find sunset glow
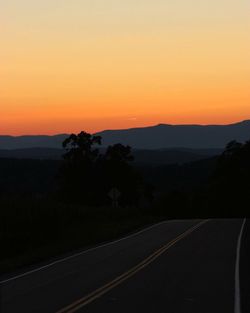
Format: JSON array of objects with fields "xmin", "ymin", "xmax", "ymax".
[{"xmin": 1, "ymin": 0, "xmax": 249, "ymax": 135}]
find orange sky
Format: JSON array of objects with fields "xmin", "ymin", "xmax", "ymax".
[{"xmin": 0, "ymin": 0, "xmax": 249, "ymax": 135}]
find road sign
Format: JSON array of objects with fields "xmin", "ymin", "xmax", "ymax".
[{"xmin": 108, "ymin": 188, "xmax": 121, "ymax": 208}]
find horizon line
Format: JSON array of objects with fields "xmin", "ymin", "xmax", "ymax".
[{"xmin": 1, "ymin": 119, "xmax": 250, "ymax": 137}]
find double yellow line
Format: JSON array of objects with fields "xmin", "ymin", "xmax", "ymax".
[{"xmin": 57, "ymin": 220, "xmax": 209, "ymax": 313}]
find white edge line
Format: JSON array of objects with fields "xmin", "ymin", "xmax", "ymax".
[
  {"xmin": 235, "ymin": 218, "xmax": 246, "ymax": 313},
  {"xmin": 0, "ymin": 219, "xmax": 195, "ymax": 285}
]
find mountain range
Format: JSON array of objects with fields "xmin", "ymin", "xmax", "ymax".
[
  {"xmin": 1, "ymin": 120, "xmax": 250, "ymax": 150},
  {"xmin": 97, "ymin": 120, "xmax": 250, "ymax": 149}
]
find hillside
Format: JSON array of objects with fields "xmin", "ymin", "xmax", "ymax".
[
  {"xmin": 1, "ymin": 120, "xmax": 250, "ymax": 150},
  {"xmin": 0, "ymin": 148, "xmax": 221, "ymax": 165},
  {"xmin": 97, "ymin": 120, "xmax": 250, "ymax": 149}
]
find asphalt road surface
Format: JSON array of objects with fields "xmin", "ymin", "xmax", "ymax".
[{"xmin": 0, "ymin": 219, "xmax": 247, "ymax": 313}]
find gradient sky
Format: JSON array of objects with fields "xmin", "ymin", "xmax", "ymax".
[{"xmin": 0, "ymin": 0, "xmax": 249, "ymax": 135}]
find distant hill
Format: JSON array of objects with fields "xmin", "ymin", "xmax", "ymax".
[
  {"xmin": 0, "ymin": 148, "xmax": 64, "ymax": 160},
  {"xmin": 97, "ymin": 120, "xmax": 250, "ymax": 149},
  {"xmin": 0, "ymin": 134, "xmax": 67, "ymax": 150},
  {"xmin": 0, "ymin": 147, "xmax": 221, "ymax": 165},
  {"xmin": 132, "ymin": 148, "xmax": 221, "ymax": 165},
  {"xmin": 1, "ymin": 120, "xmax": 250, "ymax": 150}
]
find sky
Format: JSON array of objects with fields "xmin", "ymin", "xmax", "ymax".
[{"xmin": 0, "ymin": 0, "xmax": 249, "ymax": 135}]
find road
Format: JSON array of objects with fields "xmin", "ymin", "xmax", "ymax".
[{"xmin": 0, "ymin": 219, "xmax": 247, "ymax": 313}]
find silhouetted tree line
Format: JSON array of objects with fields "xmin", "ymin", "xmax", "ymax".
[
  {"xmin": 59, "ymin": 132, "xmax": 250, "ymax": 217},
  {"xmin": 1, "ymin": 136, "xmax": 249, "ymax": 218},
  {"xmin": 156, "ymin": 139, "xmax": 250, "ymax": 218},
  {"xmin": 1, "ymin": 137, "xmax": 250, "ymax": 273},
  {"xmin": 207, "ymin": 140, "xmax": 250, "ymax": 216},
  {"xmin": 59, "ymin": 131, "xmax": 149, "ymax": 206}
]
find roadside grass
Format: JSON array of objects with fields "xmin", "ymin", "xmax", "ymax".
[{"xmin": 0, "ymin": 197, "xmax": 165, "ymax": 276}]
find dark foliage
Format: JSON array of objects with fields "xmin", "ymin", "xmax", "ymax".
[
  {"xmin": 0, "ymin": 158, "xmax": 60, "ymax": 196},
  {"xmin": 207, "ymin": 140, "xmax": 250, "ymax": 216},
  {"xmin": 59, "ymin": 132, "xmax": 144, "ymax": 205},
  {"xmin": 97, "ymin": 144, "xmax": 143, "ymax": 205},
  {"xmin": 153, "ymin": 140, "xmax": 250, "ymax": 218},
  {"xmin": 1, "ymin": 137, "xmax": 250, "ymax": 275},
  {"xmin": 59, "ymin": 132, "xmax": 102, "ymax": 204}
]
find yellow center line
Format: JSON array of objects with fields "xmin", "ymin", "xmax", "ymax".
[{"xmin": 57, "ymin": 220, "xmax": 209, "ymax": 313}]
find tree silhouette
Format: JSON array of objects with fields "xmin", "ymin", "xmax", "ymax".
[
  {"xmin": 59, "ymin": 132, "xmax": 144, "ymax": 206},
  {"xmin": 62, "ymin": 131, "xmax": 101, "ymax": 162},
  {"xmin": 105, "ymin": 144, "xmax": 134, "ymax": 163},
  {"xmin": 59, "ymin": 132, "xmax": 102, "ymax": 204},
  {"xmin": 100, "ymin": 144, "xmax": 142, "ymax": 205},
  {"xmin": 222, "ymin": 140, "xmax": 243, "ymax": 157},
  {"xmin": 209, "ymin": 139, "xmax": 250, "ymax": 216}
]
